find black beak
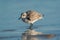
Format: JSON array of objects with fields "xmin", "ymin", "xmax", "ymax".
[{"xmin": 18, "ymin": 17, "xmax": 21, "ymax": 20}]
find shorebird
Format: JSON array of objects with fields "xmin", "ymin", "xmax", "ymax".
[{"xmin": 18, "ymin": 10, "xmax": 44, "ymax": 29}]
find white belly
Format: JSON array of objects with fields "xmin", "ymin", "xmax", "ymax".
[{"xmin": 22, "ymin": 17, "xmax": 43, "ymax": 24}]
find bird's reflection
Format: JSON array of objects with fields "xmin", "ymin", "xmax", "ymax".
[
  {"xmin": 21, "ymin": 29, "xmax": 55, "ymax": 40},
  {"xmin": 21, "ymin": 34, "xmax": 55, "ymax": 40}
]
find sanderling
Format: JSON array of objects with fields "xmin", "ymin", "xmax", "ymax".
[{"xmin": 18, "ymin": 10, "xmax": 44, "ymax": 29}]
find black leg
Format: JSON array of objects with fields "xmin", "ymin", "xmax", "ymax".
[{"xmin": 29, "ymin": 23, "xmax": 33, "ymax": 30}]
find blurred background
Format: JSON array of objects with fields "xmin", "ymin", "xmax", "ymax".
[{"xmin": 0, "ymin": 0, "xmax": 60, "ymax": 40}]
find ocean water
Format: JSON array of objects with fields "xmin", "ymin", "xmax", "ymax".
[{"xmin": 0, "ymin": 0, "xmax": 60, "ymax": 40}]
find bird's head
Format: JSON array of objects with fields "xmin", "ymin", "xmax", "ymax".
[{"xmin": 18, "ymin": 12, "xmax": 27, "ymax": 20}]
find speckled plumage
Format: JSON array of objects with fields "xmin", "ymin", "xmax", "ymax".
[{"xmin": 18, "ymin": 10, "xmax": 44, "ymax": 29}]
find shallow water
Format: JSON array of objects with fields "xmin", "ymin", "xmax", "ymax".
[{"xmin": 0, "ymin": 0, "xmax": 60, "ymax": 40}]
